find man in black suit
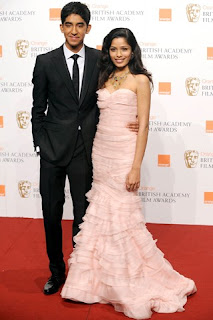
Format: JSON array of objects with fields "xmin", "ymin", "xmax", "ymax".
[
  {"xmin": 32, "ymin": 1, "xmax": 138, "ymax": 295},
  {"xmin": 32, "ymin": 2, "xmax": 100, "ymax": 295}
]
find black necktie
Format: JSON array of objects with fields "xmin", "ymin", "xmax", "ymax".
[{"xmin": 71, "ymin": 54, "xmax": 79, "ymax": 97}]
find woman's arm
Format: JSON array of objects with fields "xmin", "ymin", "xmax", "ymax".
[{"xmin": 125, "ymin": 74, "xmax": 151, "ymax": 192}]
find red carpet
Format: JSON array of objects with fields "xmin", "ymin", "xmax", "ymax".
[{"xmin": 0, "ymin": 217, "xmax": 212, "ymax": 320}]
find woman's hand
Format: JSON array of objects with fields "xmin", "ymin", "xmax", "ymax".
[{"xmin": 125, "ymin": 168, "xmax": 140, "ymax": 192}]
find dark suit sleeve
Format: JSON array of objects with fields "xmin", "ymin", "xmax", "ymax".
[{"xmin": 31, "ymin": 55, "xmax": 48, "ymax": 149}]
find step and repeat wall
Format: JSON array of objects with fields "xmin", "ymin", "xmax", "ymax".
[{"xmin": 0, "ymin": 0, "xmax": 212, "ymax": 224}]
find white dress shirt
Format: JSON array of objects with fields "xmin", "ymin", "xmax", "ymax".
[{"xmin": 63, "ymin": 43, "xmax": 85, "ymax": 97}]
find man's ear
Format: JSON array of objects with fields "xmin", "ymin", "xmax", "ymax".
[
  {"xmin": 60, "ymin": 24, "xmax": 64, "ymax": 33},
  {"xmin": 86, "ymin": 24, "xmax": 92, "ymax": 34}
]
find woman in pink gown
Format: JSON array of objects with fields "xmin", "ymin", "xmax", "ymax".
[{"xmin": 61, "ymin": 28, "xmax": 196, "ymax": 319}]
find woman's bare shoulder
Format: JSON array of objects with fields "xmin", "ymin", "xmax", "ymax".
[{"xmin": 135, "ymin": 74, "xmax": 150, "ymax": 85}]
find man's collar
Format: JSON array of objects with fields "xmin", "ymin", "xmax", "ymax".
[{"xmin": 63, "ymin": 43, "xmax": 85, "ymax": 59}]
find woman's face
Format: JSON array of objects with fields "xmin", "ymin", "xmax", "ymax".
[{"xmin": 109, "ymin": 37, "xmax": 132, "ymax": 69}]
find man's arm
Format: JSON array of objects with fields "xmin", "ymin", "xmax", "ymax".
[{"xmin": 31, "ymin": 55, "xmax": 48, "ymax": 150}]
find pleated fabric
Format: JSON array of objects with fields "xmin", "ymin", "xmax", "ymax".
[{"xmin": 61, "ymin": 88, "xmax": 196, "ymax": 319}]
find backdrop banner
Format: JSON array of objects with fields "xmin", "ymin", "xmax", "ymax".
[{"xmin": 0, "ymin": 0, "xmax": 212, "ymax": 224}]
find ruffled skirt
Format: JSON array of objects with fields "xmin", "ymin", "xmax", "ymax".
[
  {"xmin": 61, "ymin": 111, "xmax": 196, "ymax": 319},
  {"xmin": 61, "ymin": 183, "xmax": 196, "ymax": 319}
]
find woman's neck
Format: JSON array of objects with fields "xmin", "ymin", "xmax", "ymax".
[{"xmin": 114, "ymin": 66, "xmax": 129, "ymax": 75}]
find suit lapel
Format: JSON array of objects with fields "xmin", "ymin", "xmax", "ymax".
[
  {"xmin": 51, "ymin": 46, "xmax": 79, "ymax": 104},
  {"xmin": 79, "ymin": 46, "xmax": 97, "ymax": 106}
]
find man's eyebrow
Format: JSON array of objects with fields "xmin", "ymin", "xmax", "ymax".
[{"xmin": 64, "ymin": 22, "xmax": 85, "ymax": 25}]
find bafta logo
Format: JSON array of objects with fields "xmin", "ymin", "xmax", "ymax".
[
  {"xmin": 186, "ymin": 4, "xmax": 201, "ymax": 22},
  {"xmin": 15, "ymin": 40, "xmax": 29, "ymax": 58},
  {"xmin": 16, "ymin": 111, "xmax": 30, "ymax": 129},
  {"xmin": 185, "ymin": 77, "xmax": 200, "ymax": 96},
  {"xmin": 184, "ymin": 150, "xmax": 199, "ymax": 168},
  {"xmin": 18, "ymin": 180, "xmax": 31, "ymax": 198}
]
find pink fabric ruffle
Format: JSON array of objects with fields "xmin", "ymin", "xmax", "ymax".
[{"xmin": 61, "ymin": 89, "xmax": 196, "ymax": 319}]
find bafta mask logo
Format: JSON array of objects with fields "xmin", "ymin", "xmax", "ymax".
[
  {"xmin": 186, "ymin": 4, "xmax": 201, "ymax": 22},
  {"xmin": 185, "ymin": 77, "xmax": 200, "ymax": 96},
  {"xmin": 18, "ymin": 180, "xmax": 31, "ymax": 198},
  {"xmin": 15, "ymin": 40, "xmax": 29, "ymax": 58},
  {"xmin": 184, "ymin": 150, "xmax": 199, "ymax": 168},
  {"xmin": 16, "ymin": 111, "xmax": 30, "ymax": 129}
]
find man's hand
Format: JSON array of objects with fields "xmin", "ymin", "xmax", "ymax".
[{"xmin": 126, "ymin": 116, "xmax": 139, "ymax": 133}]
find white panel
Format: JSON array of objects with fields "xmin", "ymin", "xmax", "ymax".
[{"xmin": 0, "ymin": 0, "xmax": 212, "ymax": 224}]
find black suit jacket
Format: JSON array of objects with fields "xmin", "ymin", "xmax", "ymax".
[{"xmin": 31, "ymin": 45, "xmax": 101, "ymax": 166}]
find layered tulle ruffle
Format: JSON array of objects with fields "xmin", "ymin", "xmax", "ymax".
[
  {"xmin": 61, "ymin": 185, "xmax": 196, "ymax": 319},
  {"xmin": 61, "ymin": 89, "xmax": 196, "ymax": 319}
]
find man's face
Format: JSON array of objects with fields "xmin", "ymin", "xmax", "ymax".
[{"xmin": 60, "ymin": 14, "xmax": 91, "ymax": 52}]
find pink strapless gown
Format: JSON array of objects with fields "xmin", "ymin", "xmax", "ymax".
[{"xmin": 61, "ymin": 88, "xmax": 196, "ymax": 319}]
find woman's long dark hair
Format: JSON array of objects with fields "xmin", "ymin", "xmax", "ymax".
[{"xmin": 98, "ymin": 28, "xmax": 153, "ymax": 89}]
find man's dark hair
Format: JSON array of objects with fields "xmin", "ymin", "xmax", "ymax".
[{"xmin": 61, "ymin": 2, "xmax": 91, "ymax": 25}]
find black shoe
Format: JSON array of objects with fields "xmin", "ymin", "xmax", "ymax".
[{"xmin": 43, "ymin": 274, "xmax": 66, "ymax": 295}]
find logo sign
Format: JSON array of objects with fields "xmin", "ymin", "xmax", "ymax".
[
  {"xmin": 204, "ymin": 192, "xmax": 213, "ymax": 204},
  {"xmin": 184, "ymin": 150, "xmax": 199, "ymax": 168},
  {"xmin": 15, "ymin": 40, "xmax": 29, "ymax": 58},
  {"xmin": 0, "ymin": 116, "xmax": 3, "ymax": 128},
  {"xmin": 0, "ymin": 185, "xmax": 5, "ymax": 196},
  {"xmin": 159, "ymin": 9, "xmax": 172, "ymax": 21},
  {"xmin": 185, "ymin": 77, "xmax": 200, "ymax": 96},
  {"xmin": 96, "ymin": 45, "xmax": 102, "ymax": 50},
  {"xmin": 18, "ymin": 180, "xmax": 31, "ymax": 198},
  {"xmin": 158, "ymin": 82, "xmax": 171, "ymax": 95},
  {"xmin": 207, "ymin": 47, "xmax": 213, "ymax": 60},
  {"xmin": 206, "ymin": 121, "xmax": 213, "ymax": 133},
  {"xmin": 16, "ymin": 111, "xmax": 30, "ymax": 129},
  {"xmin": 186, "ymin": 4, "xmax": 201, "ymax": 22},
  {"xmin": 158, "ymin": 154, "xmax": 170, "ymax": 167},
  {"xmin": 49, "ymin": 8, "xmax": 61, "ymax": 21}
]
